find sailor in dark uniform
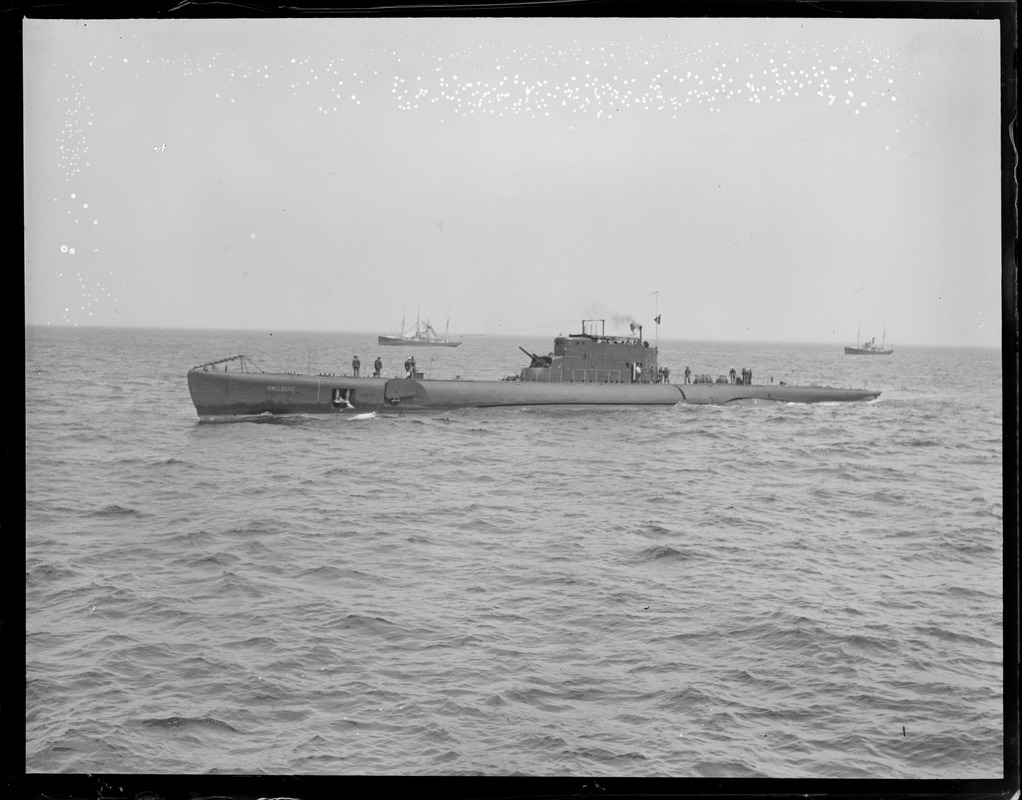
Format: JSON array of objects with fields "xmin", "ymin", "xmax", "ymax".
[
  {"xmin": 373, "ymin": 357, "xmax": 382, "ymax": 377},
  {"xmin": 352, "ymin": 356, "xmax": 361, "ymax": 377}
]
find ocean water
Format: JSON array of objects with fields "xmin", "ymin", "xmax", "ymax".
[{"xmin": 24, "ymin": 325, "xmax": 1006, "ymax": 778}]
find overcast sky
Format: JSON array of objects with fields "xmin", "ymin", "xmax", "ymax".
[{"xmin": 24, "ymin": 16, "xmax": 1002, "ymax": 346}]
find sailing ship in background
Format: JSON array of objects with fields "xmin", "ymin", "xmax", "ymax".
[
  {"xmin": 378, "ymin": 309, "xmax": 461, "ymax": 347},
  {"xmin": 845, "ymin": 327, "xmax": 893, "ymax": 355}
]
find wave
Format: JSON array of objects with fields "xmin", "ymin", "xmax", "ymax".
[
  {"xmin": 156, "ymin": 457, "xmax": 193, "ymax": 468},
  {"xmin": 691, "ymin": 757, "xmax": 763, "ymax": 778},
  {"xmin": 26, "ymin": 562, "xmax": 79, "ymax": 583},
  {"xmin": 86, "ymin": 504, "xmax": 142, "ymax": 517},
  {"xmin": 333, "ymin": 612, "xmax": 397, "ymax": 633},
  {"xmin": 911, "ymin": 623, "xmax": 998, "ymax": 649},
  {"xmin": 639, "ymin": 544, "xmax": 693, "ymax": 562},
  {"xmin": 140, "ymin": 716, "xmax": 242, "ymax": 733},
  {"xmin": 897, "ymin": 437, "xmax": 945, "ymax": 447}
]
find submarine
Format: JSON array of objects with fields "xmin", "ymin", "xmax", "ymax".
[{"xmin": 187, "ymin": 319, "xmax": 881, "ymax": 418}]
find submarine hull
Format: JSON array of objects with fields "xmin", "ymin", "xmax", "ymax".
[
  {"xmin": 186, "ymin": 369, "xmax": 387, "ymax": 417},
  {"xmin": 187, "ymin": 368, "xmax": 880, "ymax": 418}
]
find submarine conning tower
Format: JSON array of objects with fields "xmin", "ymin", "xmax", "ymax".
[{"xmin": 519, "ymin": 319, "xmax": 659, "ymax": 383}]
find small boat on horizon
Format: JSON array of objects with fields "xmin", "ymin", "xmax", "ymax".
[
  {"xmin": 845, "ymin": 328, "xmax": 893, "ymax": 355},
  {"xmin": 378, "ymin": 309, "xmax": 461, "ymax": 347}
]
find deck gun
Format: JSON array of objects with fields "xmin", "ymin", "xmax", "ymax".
[{"xmin": 519, "ymin": 347, "xmax": 553, "ymax": 368}]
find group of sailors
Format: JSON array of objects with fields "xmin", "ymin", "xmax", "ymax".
[
  {"xmin": 731, "ymin": 367, "xmax": 753, "ymax": 385},
  {"xmin": 634, "ymin": 363, "xmax": 759, "ymax": 385},
  {"xmin": 351, "ymin": 355, "xmax": 417, "ymax": 378},
  {"xmin": 641, "ymin": 364, "xmax": 757, "ymax": 385},
  {"xmin": 632, "ymin": 363, "xmax": 673, "ymax": 383},
  {"xmin": 351, "ymin": 355, "xmax": 384, "ymax": 377},
  {"xmin": 680, "ymin": 366, "xmax": 755, "ymax": 385}
]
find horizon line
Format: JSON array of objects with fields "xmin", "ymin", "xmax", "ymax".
[{"xmin": 23, "ymin": 322, "xmax": 1002, "ymax": 350}]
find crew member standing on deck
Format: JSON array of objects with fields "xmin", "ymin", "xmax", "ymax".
[
  {"xmin": 684, "ymin": 366, "xmax": 691, "ymax": 384},
  {"xmin": 404, "ymin": 357, "xmax": 412, "ymax": 377},
  {"xmin": 373, "ymin": 356, "xmax": 382, "ymax": 377},
  {"xmin": 410, "ymin": 356, "xmax": 417, "ymax": 377},
  {"xmin": 352, "ymin": 355, "xmax": 361, "ymax": 377}
]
